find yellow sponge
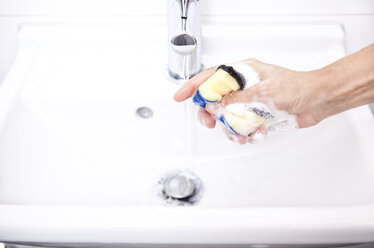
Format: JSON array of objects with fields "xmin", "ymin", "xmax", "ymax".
[
  {"xmin": 198, "ymin": 65, "xmax": 244, "ymax": 102},
  {"xmin": 192, "ymin": 64, "xmax": 270, "ymax": 136},
  {"xmin": 223, "ymin": 110, "xmax": 268, "ymax": 136}
]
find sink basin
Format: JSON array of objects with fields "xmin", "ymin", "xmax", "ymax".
[{"xmin": 0, "ymin": 19, "xmax": 373, "ymax": 247}]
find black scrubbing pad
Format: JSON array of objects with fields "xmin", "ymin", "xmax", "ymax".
[{"xmin": 217, "ymin": 65, "xmax": 245, "ymax": 90}]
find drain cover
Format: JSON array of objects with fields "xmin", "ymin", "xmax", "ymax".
[
  {"xmin": 159, "ymin": 170, "xmax": 203, "ymax": 205},
  {"xmin": 164, "ymin": 174, "xmax": 196, "ymax": 199}
]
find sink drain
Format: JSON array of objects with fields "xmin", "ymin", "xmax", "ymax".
[
  {"xmin": 164, "ymin": 174, "xmax": 196, "ymax": 199},
  {"xmin": 136, "ymin": 106, "xmax": 153, "ymax": 119},
  {"xmin": 159, "ymin": 170, "xmax": 203, "ymax": 206}
]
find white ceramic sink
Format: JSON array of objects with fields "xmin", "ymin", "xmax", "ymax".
[{"xmin": 0, "ymin": 20, "xmax": 373, "ymax": 247}]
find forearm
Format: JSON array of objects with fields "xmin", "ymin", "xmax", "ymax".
[
  {"xmin": 314, "ymin": 44, "xmax": 374, "ymax": 119},
  {"xmin": 174, "ymin": 44, "xmax": 374, "ymax": 138}
]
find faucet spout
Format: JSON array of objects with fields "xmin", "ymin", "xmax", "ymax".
[
  {"xmin": 179, "ymin": 0, "xmax": 191, "ymax": 18},
  {"xmin": 168, "ymin": 0, "xmax": 202, "ymax": 80},
  {"xmin": 171, "ymin": 33, "xmax": 197, "ymax": 56},
  {"xmin": 179, "ymin": 0, "xmax": 191, "ymax": 31}
]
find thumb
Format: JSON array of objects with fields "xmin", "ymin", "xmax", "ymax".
[{"xmin": 222, "ymin": 88, "xmax": 254, "ymax": 106}]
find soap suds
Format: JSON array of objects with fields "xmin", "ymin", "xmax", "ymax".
[
  {"xmin": 249, "ymin": 128, "xmax": 266, "ymax": 144},
  {"xmin": 194, "ymin": 62, "xmax": 298, "ymax": 144},
  {"xmin": 231, "ymin": 62, "xmax": 260, "ymax": 89},
  {"xmin": 222, "ymin": 99, "xmax": 298, "ymax": 143},
  {"xmin": 221, "ymin": 63, "xmax": 298, "ymax": 143}
]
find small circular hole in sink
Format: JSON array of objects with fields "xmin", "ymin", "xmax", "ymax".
[{"xmin": 136, "ymin": 106, "xmax": 153, "ymax": 119}]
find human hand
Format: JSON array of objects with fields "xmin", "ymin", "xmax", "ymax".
[
  {"xmin": 175, "ymin": 44, "xmax": 374, "ymax": 144},
  {"xmin": 173, "ymin": 59, "xmax": 321, "ymax": 144},
  {"xmin": 174, "ymin": 58, "xmax": 331, "ymax": 144}
]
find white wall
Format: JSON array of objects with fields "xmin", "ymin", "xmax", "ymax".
[{"xmin": 0, "ymin": 0, "xmax": 373, "ymax": 16}]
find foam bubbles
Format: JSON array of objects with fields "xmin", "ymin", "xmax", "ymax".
[
  {"xmin": 217, "ymin": 63, "xmax": 298, "ymax": 144},
  {"xmin": 231, "ymin": 62, "xmax": 260, "ymax": 89}
]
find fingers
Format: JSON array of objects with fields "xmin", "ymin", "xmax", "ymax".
[
  {"xmin": 236, "ymin": 135, "xmax": 248, "ymax": 145},
  {"xmin": 173, "ymin": 66, "xmax": 217, "ymax": 102},
  {"xmin": 205, "ymin": 102, "xmax": 225, "ymax": 117},
  {"xmin": 248, "ymin": 126, "xmax": 267, "ymax": 144},
  {"xmin": 197, "ymin": 108, "xmax": 216, "ymax": 129},
  {"xmin": 221, "ymin": 89, "xmax": 254, "ymax": 106},
  {"xmin": 205, "ymin": 101, "xmax": 267, "ymax": 145},
  {"xmin": 174, "ymin": 59, "xmax": 273, "ymax": 145},
  {"xmin": 220, "ymin": 124, "xmax": 248, "ymax": 144},
  {"xmin": 201, "ymin": 103, "xmax": 253, "ymax": 145},
  {"xmin": 200, "ymin": 101, "xmax": 268, "ymax": 144},
  {"xmin": 243, "ymin": 58, "xmax": 278, "ymax": 80}
]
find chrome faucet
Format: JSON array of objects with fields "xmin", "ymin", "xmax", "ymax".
[{"xmin": 168, "ymin": 0, "xmax": 202, "ymax": 80}]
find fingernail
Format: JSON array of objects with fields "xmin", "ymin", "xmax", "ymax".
[
  {"xmin": 199, "ymin": 118, "xmax": 206, "ymax": 127},
  {"xmin": 197, "ymin": 114, "xmax": 207, "ymax": 127}
]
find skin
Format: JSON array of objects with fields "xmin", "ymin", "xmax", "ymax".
[{"xmin": 174, "ymin": 44, "xmax": 374, "ymax": 144}]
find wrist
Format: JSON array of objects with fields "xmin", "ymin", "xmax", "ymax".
[
  {"xmin": 297, "ymin": 69, "xmax": 330, "ymax": 123},
  {"xmin": 311, "ymin": 46, "xmax": 374, "ymax": 120},
  {"xmin": 310, "ymin": 66, "xmax": 343, "ymax": 120}
]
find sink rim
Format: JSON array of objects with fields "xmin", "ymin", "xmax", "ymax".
[{"xmin": 0, "ymin": 204, "xmax": 374, "ymax": 244}]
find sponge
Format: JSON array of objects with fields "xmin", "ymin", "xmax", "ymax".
[
  {"xmin": 192, "ymin": 63, "xmax": 271, "ymax": 137},
  {"xmin": 193, "ymin": 65, "xmax": 245, "ymax": 108},
  {"xmin": 219, "ymin": 109, "xmax": 268, "ymax": 136}
]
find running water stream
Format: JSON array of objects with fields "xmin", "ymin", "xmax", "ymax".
[
  {"xmin": 182, "ymin": 55, "xmax": 194, "ymax": 171},
  {"xmin": 170, "ymin": 30, "xmax": 197, "ymax": 171}
]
